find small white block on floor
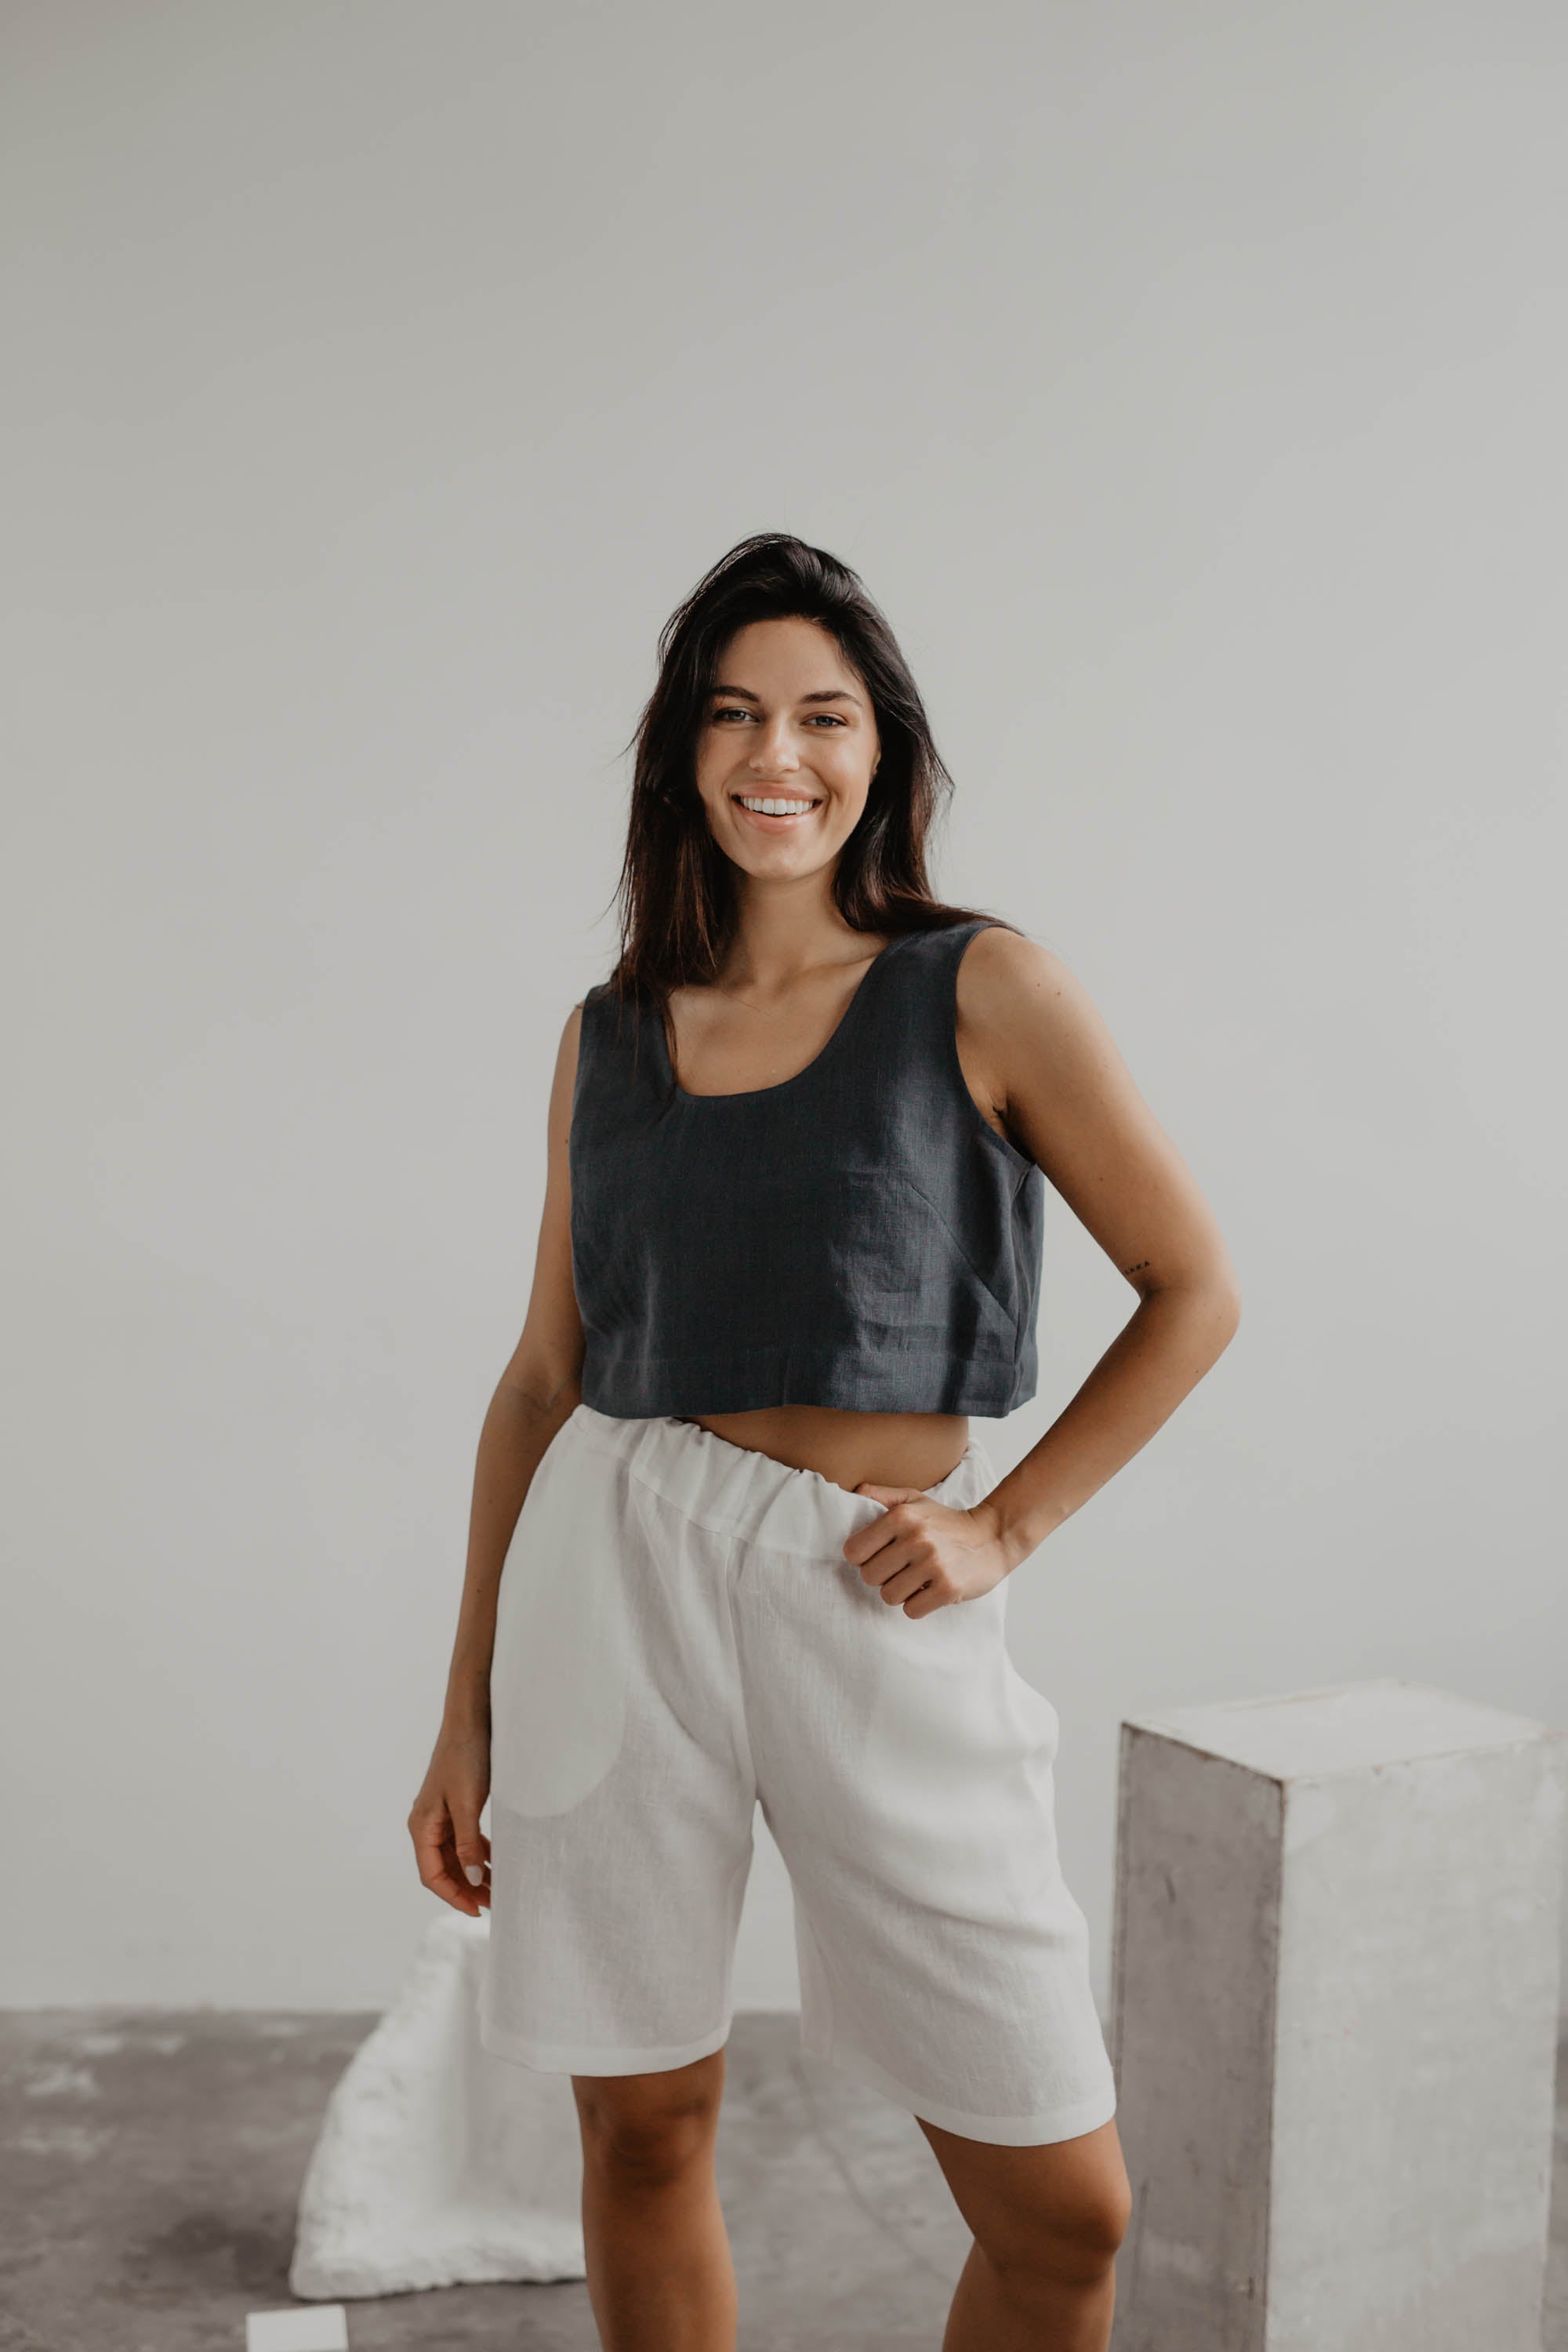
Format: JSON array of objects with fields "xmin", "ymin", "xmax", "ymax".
[
  {"xmin": 1109, "ymin": 1677, "xmax": 1568, "ymax": 2352},
  {"xmin": 245, "ymin": 2308, "xmax": 347, "ymax": 2351},
  {"xmin": 289, "ymin": 1910, "xmax": 586, "ymax": 2299}
]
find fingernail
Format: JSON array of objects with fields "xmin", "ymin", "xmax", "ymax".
[{"xmin": 464, "ymin": 1864, "xmax": 484, "ymax": 1885}]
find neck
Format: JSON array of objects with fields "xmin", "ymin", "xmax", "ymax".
[{"xmin": 722, "ymin": 875, "xmax": 876, "ymax": 988}]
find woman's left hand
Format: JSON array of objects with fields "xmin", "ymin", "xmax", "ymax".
[{"xmin": 843, "ymin": 1486, "xmax": 1013, "ymax": 1618}]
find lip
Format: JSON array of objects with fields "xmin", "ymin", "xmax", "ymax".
[{"xmin": 731, "ymin": 792, "xmax": 823, "ymax": 833}]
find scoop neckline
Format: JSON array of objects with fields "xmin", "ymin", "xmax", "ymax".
[{"xmin": 655, "ymin": 927, "xmax": 924, "ymax": 1105}]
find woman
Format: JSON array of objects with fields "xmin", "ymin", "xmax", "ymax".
[{"xmin": 408, "ymin": 532, "xmax": 1241, "ymax": 2352}]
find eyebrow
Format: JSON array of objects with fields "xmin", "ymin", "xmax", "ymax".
[{"xmin": 709, "ymin": 683, "xmax": 863, "ymax": 709}]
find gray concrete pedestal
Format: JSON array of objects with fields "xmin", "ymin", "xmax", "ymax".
[{"xmin": 1109, "ymin": 1679, "xmax": 1567, "ymax": 2352}]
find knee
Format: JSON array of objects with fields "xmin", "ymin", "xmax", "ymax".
[
  {"xmin": 1072, "ymin": 2182, "xmax": 1132, "ymax": 2270},
  {"xmin": 573, "ymin": 2067, "xmax": 722, "ymax": 2190},
  {"xmin": 985, "ymin": 2182, "xmax": 1131, "ymax": 2287}
]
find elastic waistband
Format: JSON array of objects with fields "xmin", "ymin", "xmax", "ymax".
[{"xmin": 562, "ymin": 1403, "xmax": 998, "ymax": 1560}]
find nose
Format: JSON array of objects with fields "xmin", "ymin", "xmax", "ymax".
[{"xmin": 748, "ymin": 722, "xmax": 800, "ymax": 775}]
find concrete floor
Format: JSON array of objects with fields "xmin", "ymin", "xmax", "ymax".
[{"xmin": 2, "ymin": 2008, "xmax": 1566, "ymax": 2350}]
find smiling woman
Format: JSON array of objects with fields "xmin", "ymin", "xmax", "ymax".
[
  {"xmin": 410, "ymin": 531, "xmax": 1241, "ymax": 2352},
  {"xmin": 694, "ymin": 622, "xmax": 887, "ymax": 882},
  {"xmin": 607, "ymin": 594, "xmax": 1039, "ymax": 1494}
]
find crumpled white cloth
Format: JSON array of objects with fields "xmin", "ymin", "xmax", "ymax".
[{"xmin": 289, "ymin": 1909, "xmax": 586, "ymax": 2299}]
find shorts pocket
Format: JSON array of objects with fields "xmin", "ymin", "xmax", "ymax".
[{"xmin": 488, "ymin": 1425, "xmax": 632, "ymax": 1817}]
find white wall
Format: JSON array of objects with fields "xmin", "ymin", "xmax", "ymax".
[{"xmin": 3, "ymin": 0, "xmax": 1564, "ymax": 2010}]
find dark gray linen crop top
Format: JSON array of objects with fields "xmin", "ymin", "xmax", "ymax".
[{"xmin": 568, "ymin": 917, "xmax": 1044, "ymax": 1419}]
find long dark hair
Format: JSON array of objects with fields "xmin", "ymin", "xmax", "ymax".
[{"xmin": 604, "ymin": 532, "xmax": 1014, "ymax": 1009}]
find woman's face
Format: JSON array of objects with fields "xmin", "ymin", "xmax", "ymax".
[{"xmin": 692, "ymin": 616, "xmax": 881, "ymax": 889}]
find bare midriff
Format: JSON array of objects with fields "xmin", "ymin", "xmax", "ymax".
[{"xmin": 679, "ymin": 1404, "xmax": 970, "ymax": 1497}]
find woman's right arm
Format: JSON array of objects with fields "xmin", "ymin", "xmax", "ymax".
[{"xmin": 406, "ymin": 999, "xmax": 586, "ymax": 1918}]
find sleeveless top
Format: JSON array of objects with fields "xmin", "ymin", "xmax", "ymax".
[{"xmin": 568, "ymin": 917, "xmax": 1044, "ymax": 1419}]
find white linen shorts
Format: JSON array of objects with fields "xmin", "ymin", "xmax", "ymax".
[{"xmin": 478, "ymin": 1402, "xmax": 1118, "ymax": 2148}]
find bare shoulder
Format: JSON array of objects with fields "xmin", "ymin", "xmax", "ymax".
[
  {"xmin": 543, "ymin": 998, "xmax": 588, "ymax": 1142},
  {"xmin": 947, "ymin": 924, "xmax": 1087, "ymax": 1152},
  {"xmin": 960, "ymin": 922, "xmax": 1072, "ymax": 1000},
  {"xmin": 956, "ymin": 924, "xmax": 1113, "ymax": 1082},
  {"xmin": 560, "ymin": 995, "xmax": 586, "ymax": 1061},
  {"xmin": 959, "ymin": 924, "xmax": 1240, "ymax": 1306}
]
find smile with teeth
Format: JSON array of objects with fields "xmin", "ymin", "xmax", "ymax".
[{"xmin": 734, "ymin": 793, "xmax": 821, "ymax": 819}]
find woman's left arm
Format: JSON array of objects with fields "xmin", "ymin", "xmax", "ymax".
[{"xmin": 847, "ymin": 928, "xmax": 1241, "ymax": 1610}]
